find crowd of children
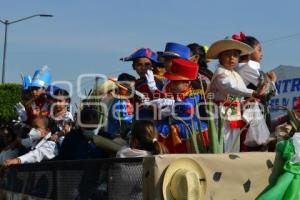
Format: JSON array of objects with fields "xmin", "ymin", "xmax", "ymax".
[{"xmin": 0, "ymin": 32, "xmax": 280, "ymax": 166}]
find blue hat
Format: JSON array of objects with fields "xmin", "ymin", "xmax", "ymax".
[
  {"xmin": 46, "ymin": 85, "xmax": 61, "ymax": 97},
  {"xmin": 162, "ymin": 42, "xmax": 190, "ymax": 60},
  {"xmin": 121, "ymin": 48, "xmax": 157, "ymax": 62},
  {"xmin": 22, "ymin": 75, "xmax": 32, "ymax": 90},
  {"xmin": 30, "ymin": 66, "xmax": 52, "ymax": 88}
]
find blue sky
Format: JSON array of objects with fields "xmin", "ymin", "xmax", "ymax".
[{"xmin": 1, "ymin": 0, "xmax": 300, "ymax": 104}]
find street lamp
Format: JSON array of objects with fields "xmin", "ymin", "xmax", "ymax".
[{"xmin": 0, "ymin": 14, "xmax": 53, "ymax": 83}]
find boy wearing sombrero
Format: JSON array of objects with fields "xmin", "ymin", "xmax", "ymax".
[
  {"xmin": 207, "ymin": 39, "xmax": 267, "ymax": 152},
  {"xmin": 147, "ymin": 58, "xmax": 209, "ymax": 153}
]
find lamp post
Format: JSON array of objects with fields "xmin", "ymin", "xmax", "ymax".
[{"xmin": 0, "ymin": 14, "xmax": 53, "ymax": 83}]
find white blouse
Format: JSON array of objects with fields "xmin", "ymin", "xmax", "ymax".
[
  {"xmin": 235, "ymin": 60, "xmax": 261, "ymax": 86},
  {"xmin": 209, "ymin": 65, "xmax": 254, "ymax": 101},
  {"xmin": 116, "ymin": 146, "xmax": 152, "ymax": 158}
]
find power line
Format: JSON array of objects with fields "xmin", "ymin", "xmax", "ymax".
[{"xmin": 262, "ymin": 32, "xmax": 300, "ymax": 44}]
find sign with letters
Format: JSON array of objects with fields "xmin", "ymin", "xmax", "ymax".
[{"xmin": 270, "ymin": 65, "xmax": 300, "ymax": 118}]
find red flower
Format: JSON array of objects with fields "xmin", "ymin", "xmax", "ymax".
[{"xmin": 232, "ymin": 32, "xmax": 246, "ymax": 42}]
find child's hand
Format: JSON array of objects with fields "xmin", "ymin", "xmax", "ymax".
[
  {"xmin": 3, "ymin": 158, "xmax": 21, "ymax": 167},
  {"xmin": 145, "ymin": 70, "xmax": 158, "ymax": 91},
  {"xmin": 254, "ymin": 81, "xmax": 268, "ymax": 97},
  {"xmin": 244, "ymin": 96, "xmax": 260, "ymax": 103},
  {"xmin": 63, "ymin": 124, "xmax": 71, "ymax": 134},
  {"xmin": 267, "ymin": 71, "xmax": 277, "ymax": 82}
]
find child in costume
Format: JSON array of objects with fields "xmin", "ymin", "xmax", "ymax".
[
  {"xmin": 121, "ymin": 48, "xmax": 164, "ymax": 120},
  {"xmin": 146, "ymin": 58, "xmax": 209, "ymax": 153},
  {"xmin": 107, "ymin": 73, "xmax": 135, "ymax": 138},
  {"xmin": 233, "ymin": 32, "xmax": 277, "ymax": 126},
  {"xmin": 232, "ymin": 32, "xmax": 276, "ymax": 150},
  {"xmin": 25, "ymin": 66, "xmax": 52, "ymax": 125},
  {"xmin": 121, "ymin": 48, "xmax": 161, "ymax": 99},
  {"xmin": 207, "ymin": 38, "xmax": 267, "ymax": 152}
]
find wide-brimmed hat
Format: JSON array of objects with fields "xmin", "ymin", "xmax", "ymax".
[
  {"xmin": 162, "ymin": 42, "xmax": 190, "ymax": 60},
  {"xmin": 121, "ymin": 48, "xmax": 157, "ymax": 62},
  {"xmin": 164, "ymin": 58, "xmax": 199, "ymax": 80},
  {"xmin": 207, "ymin": 39, "xmax": 254, "ymax": 59},
  {"xmin": 162, "ymin": 158, "xmax": 206, "ymax": 200},
  {"xmin": 96, "ymin": 79, "xmax": 117, "ymax": 94}
]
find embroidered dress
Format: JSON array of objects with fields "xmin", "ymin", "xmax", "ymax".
[{"xmin": 209, "ymin": 65, "xmax": 254, "ymax": 152}]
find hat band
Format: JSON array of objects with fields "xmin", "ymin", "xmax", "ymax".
[
  {"xmin": 32, "ymin": 79, "xmax": 47, "ymax": 87},
  {"xmin": 163, "ymin": 51, "xmax": 181, "ymax": 57},
  {"xmin": 168, "ymin": 72, "xmax": 190, "ymax": 80}
]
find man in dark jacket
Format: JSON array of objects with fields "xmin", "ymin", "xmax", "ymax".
[{"xmin": 59, "ymin": 108, "xmax": 106, "ymax": 160}]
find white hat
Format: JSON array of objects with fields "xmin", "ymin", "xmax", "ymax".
[
  {"xmin": 162, "ymin": 158, "xmax": 206, "ymax": 200},
  {"xmin": 207, "ymin": 39, "xmax": 254, "ymax": 59}
]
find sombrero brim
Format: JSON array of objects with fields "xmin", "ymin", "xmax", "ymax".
[
  {"xmin": 162, "ymin": 158, "xmax": 206, "ymax": 200},
  {"xmin": 207, "ymin": 39, "xmax": 254, "ymax": 59},
  {"xmin": 96, "ymin": 80, "xmax": 117, "ymax": 94}
]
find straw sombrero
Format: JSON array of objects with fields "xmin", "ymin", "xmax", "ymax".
[
  {"xmin": 162, "ymin": 158, "xmax": 206, "ymax": 200},
  {"xmin": 96, "ymin": 79, "xmax": 117, "ymax": 94},
  {"xmin": 207, "ymin": 39, "xmax": 254, "ymax": 59}
]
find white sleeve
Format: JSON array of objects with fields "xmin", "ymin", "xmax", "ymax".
[
  {"xmin": 18, "ymin": 141, "xmax": 58, "ymax": 164},
  {"xmin": 216, "ymin": 73, "xmax": 254, "ymax": 97},
  {"xmin": 237, "ymin": 65, "xmax": 260, "ymax": 86}
]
